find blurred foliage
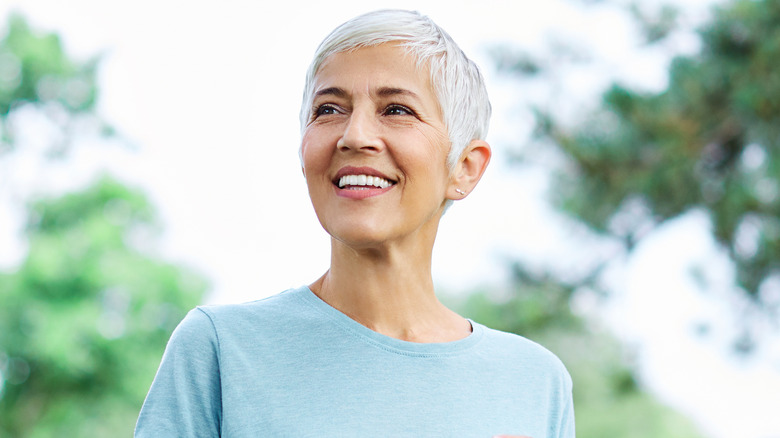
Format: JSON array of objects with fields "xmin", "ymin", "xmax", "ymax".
[
  {"xmin": 0, "ymin": 179, "xmax": 206, "ymax": 436},
  {"xmin": 0, "ymin": 12, "xmax": 111, "ymax": 158},
  {"xmin": 0, "ymin": 14, "xmax": 206, "ymax": 436},
  {"xmin": 449, "ymin": 264, "xmax": 705, "ymax": 438},
  {"xmin": 499, "ymin": 0, "xmax": 780, "ymax": 350},
  {"xmin": 0, "ymin": 13, "xmax": 97, "ymax": 115},
  {"xmin": 630, "ymin": 3, "xmax": 680, "ymax": 44}
]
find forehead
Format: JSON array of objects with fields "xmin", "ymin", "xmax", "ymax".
[{"xmin": 313, "ymin": 43, "xmax": 434, "ymax": 97}]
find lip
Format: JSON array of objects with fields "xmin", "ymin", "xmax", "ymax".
[{"xmin": 332, "ymin": 166, "xmax": 397, "ymax": 200}]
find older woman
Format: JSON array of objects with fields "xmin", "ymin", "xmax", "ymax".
[{"xmin": 136, "ymin": 9, "xmax": 574, "ymax": 438}]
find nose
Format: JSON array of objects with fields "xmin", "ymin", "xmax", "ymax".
[{"xmin": 337, "ymin": 107, "xmax": 383, "ymax": 153}]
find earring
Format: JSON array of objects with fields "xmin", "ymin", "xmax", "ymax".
[{"xmin": 455, "ymin": 188, "xmax": 466, "ymax": 196}]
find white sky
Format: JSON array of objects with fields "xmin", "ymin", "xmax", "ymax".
[{"xmin": 1, "ymin": 1, "xmax": 779, "ymax": 437}]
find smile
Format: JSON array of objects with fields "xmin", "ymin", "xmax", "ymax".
[{"xmin": 337, "ymin": 174, "xmax": 395, "ymax": 189}]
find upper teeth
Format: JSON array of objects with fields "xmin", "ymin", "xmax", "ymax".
[{"xmin": 338, "ymin": 174, "xmax": 393, "ymax": 189}]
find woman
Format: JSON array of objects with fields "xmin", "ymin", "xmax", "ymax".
[{"xmin": 136, "ymin": 9, "xmax": 574, "ymax": 438}]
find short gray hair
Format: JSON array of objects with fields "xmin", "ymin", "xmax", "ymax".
[{"xmin": 299, "ymin": 9, "xmax": 491, "ymax": 169}]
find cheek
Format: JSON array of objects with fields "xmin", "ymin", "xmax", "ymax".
[
  {"xmin": 417, "ymin": 124, "xmax": 450, "ymax": 158},
  {"xmin": 300, "ymin": 132, "xmax": 329, "ymax": 174},
  {"xmin": 404, "ymin": 128, "xmax": 451, "ymax": 177}
]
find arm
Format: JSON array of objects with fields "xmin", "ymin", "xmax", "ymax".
[{"xmin": 135, "ymin": 308, "xmax": 222, "ymax": 437}]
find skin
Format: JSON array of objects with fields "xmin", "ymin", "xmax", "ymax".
[
  {"xmin": 301, "ymin": 42, "xmax": 490, "ymax": 342},
  {"xmin": 300, "ymin": 43, "xmax": 525, "ymax": 438}
]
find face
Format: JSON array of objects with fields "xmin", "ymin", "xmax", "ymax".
[{"xmin": 301, "ymin": 43, "xmax": 454, "ymax": 249}]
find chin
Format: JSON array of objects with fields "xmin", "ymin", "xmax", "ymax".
[{"xmin": 327, "ymin": 225, "xmax": 392, "ymax": 249}]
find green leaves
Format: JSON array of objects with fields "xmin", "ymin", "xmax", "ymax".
[
  {"xmin": 0, "ymin": 14, "xmax": 98, "ymax": 116},
  {"xmin": 0, "ymin": 15, "xmax": 205, "ymax": 436},
  {"xmin": 0, "ymin": 13, "xmax": 108, "ymax": 158},
  {"xmin": 0, "ymin": 178, "xmax": 207, "ymax": 436},
  {"xmin": 537, "ymin": 0, "xmax": 780, "ymax": 308}
]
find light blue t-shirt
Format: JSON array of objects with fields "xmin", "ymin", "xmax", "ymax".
[{"xmin": 135, "ymin": 286, "xmax": 574, "ymax": 437}]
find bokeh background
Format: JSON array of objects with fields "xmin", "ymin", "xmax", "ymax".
[{"xmin": 1, "ymin": 0, "xmax": 779, "ymax": 436}]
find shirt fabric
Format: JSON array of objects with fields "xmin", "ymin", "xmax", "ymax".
[{"xmin": 135, "ymin": 286, "xmax": 575, "ymax": 437}]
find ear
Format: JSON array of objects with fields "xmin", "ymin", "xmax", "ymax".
[{"xmin": 446, "ymin": 139, "xmax": 491, "ymax": 200}]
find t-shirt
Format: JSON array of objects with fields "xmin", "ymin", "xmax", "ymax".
[{"xmin": 135, "ymin": 286, "xmax": 575, "ymax": 437}]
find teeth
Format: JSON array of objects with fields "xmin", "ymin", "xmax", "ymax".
[{"xmin": 338, "ymin": 174, "xmax": 393, "ymax": 189}]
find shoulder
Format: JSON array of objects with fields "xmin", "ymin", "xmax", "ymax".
[
  {"xmin": 195, "ymin": 286, "xmax": 307, "ymax": 326},
  {"xmin": 157, "ymin": 286, "xmax": 315, "ymax": 374},
  {"xmin": 180, "ymin": 286, "xmax": 320, "ymax": 348},
  {"xmin": 475, "ymin": 322, "xmax": 572, "ymax": 386}
]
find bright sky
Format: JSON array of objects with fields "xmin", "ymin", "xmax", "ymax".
[{"xmin": 1, "ymin": 1, "xmax": 778, "ymax": 437}]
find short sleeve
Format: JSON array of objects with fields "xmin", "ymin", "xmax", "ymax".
[
  {"xmin": 135, "ymin": 308, "xmax": 222, "ymax": 437},
  {"xmin": 557, "ymin": 370, "xmax": 575, "ymax": 438}
]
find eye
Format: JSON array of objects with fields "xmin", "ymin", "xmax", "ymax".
[
  {"xmin": 314, "ymin": 104, "xmax": 340, "ymax": 117},
  {"xmin": 384, "ymin": 104, "xmax": 414, "ymax": 116}
]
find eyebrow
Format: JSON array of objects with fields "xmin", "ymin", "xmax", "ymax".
[
  {"xmin": 314, "ymin": 87, "xmax": 348, "ymax": 99},
  {"xmin": 313, "ymin": 87, "xmax": 420, "ymax": 100},
  {"xmin": 376, "ymin": 87, "xmax": 420, "ymax": 99}
]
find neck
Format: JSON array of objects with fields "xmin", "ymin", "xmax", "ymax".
[{"xmin": 309, "ymin": 231, "xmax": 470, "ymax": 343}]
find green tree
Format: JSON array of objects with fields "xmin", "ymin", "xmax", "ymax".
[
  {"xmin": 0, "ymin": 13, "xmax": 109, "ymax": 156},
  {"xmin": 0, "ymin": 179, "xmax": 207, "ymax": 436},
  {"xmin": 0, "ymin": 14, "xmax": 207, "ymax": 436},
  {"xmin": 501, "ymin": 0, "xmax": 780, "ymax": 351}
]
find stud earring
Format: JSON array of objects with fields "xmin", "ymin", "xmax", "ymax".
[{"xmin": 455, "ymin": 188, "xmax": 466, "ymax": 196}]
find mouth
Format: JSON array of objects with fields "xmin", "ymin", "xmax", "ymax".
[
  {"xmin": 332, "ymin": 166, "xmax": 397, "ymax": 191},
  {"xmin": 336, "ymin": 174, "xmax": 395, "ymax": 189}
]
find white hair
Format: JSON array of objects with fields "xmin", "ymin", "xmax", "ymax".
[{"xmin": 299, "ymin": 9, "xmax": 491, "ymax": 170}]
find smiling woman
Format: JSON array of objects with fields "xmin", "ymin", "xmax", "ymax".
[
  {"xmin": 135, "ymin": 9, "xmax": 573, "ymax": 438},
  {"xmin": 302, "ymin": 43, "xmax": 458, "ymax": 251}
]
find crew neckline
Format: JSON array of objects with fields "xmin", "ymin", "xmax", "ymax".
[{"xmin": 293, "ymin": 285, "xmax": 484, "ymax": 357}]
